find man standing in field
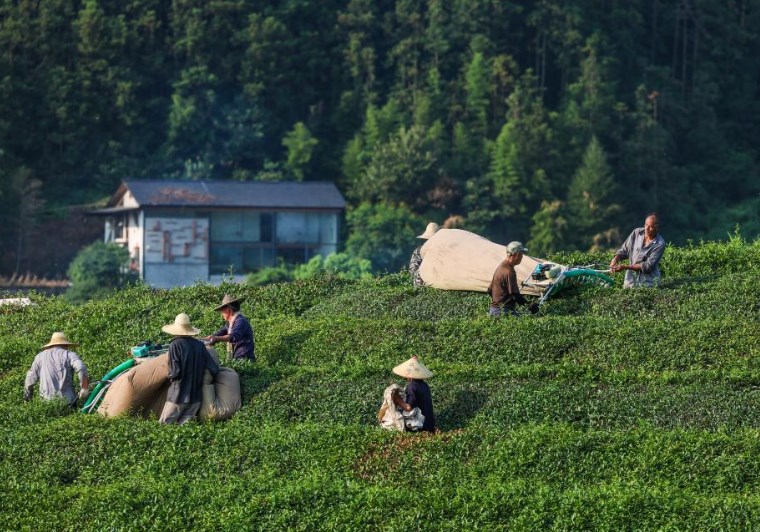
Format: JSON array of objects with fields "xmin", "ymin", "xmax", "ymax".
[
  {"xmin": 160, "ymin": 313, "xmax": 219, "ymax": 424},
  {"xmin": 409, "ymin": 222, "xmax": 439, "ymax": 287},
  {"xmin": 488, "ymin": 241, "xmax": 538, "ymax": 317},
  {"xmin": 24, "ymin": 332, "xmax": 89, "ymax": 407},
  {"xmin": 206, "ymin": 294, "xmax": 255, "ymax": 361},
  {"xmin": 610, "ymin": 213, "xmax": 666, "ymax": 288}
]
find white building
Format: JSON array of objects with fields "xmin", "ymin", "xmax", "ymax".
[{"xmin": 91, "ymin": 180, "xmax": 345, "ymax": 288}]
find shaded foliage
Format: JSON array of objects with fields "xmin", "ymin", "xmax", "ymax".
[{"xmin": 0, "ymin": 0, "xmax": 759, "ymax": 278}]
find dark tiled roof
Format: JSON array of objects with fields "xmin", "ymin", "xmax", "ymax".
[
  {"xmin": 117, "ymin": 180, "xmax": 346, "ymax": 209},
  {"xmin": 89, "ymin": 206, "xmax": 140, "ymax": 215}
]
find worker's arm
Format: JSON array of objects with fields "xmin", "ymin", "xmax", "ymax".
[
  {"xmin": 611, "ymin": 229, "xmax": 636, "ymax": 268},
  {"xmin": 392, "ymin": 389, "xmax": 412, "ymax": 412},
  {"xmin": 207, "ymin": 325, "xmax": 229, "ymax": 345},
  {"xmin": 23, "ymin": 357, "xmax": 40, "ymax": 401},
  {"xmin": 70, "ymin": 352, "xmax": 89, "ymax": 393}
]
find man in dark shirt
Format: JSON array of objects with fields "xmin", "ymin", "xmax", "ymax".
[
  {"xmin": 207, "ymin": 294, "xmax": 255, "ymax": 361},
  {"xmin": 160, "ymin": 313, "xmax": 220, "ymax": 424},
  {"xmin": 488, "ymin": 241, "xmax": 538, "ymax": 317},
  {"xmin": 391, "ymin": 356, "xmax": 436, "ymax": 433}
]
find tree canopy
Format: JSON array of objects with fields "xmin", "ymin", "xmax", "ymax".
[{"xmin": 1, "ymin": 0, "xmax": 758, "ymax": 274}]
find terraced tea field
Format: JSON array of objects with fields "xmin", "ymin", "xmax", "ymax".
[{"xmin": 1, "ymin": 238, "xmax": 759, "ymax": 529}]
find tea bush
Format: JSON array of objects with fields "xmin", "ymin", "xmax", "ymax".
[{"xmin": 1, "ymin": 238, "xmax": 759, "ymax": 529}]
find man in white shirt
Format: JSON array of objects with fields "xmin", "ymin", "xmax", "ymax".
[{"xmin": 25, "ymin": 332, "xmax": 89, "ymax": 406}]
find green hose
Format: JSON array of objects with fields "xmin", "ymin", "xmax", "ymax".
[{"xmin": 80, "ymin": 358, "xmax": 136, "ymax": 414}]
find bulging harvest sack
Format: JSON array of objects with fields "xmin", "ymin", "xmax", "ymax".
[
  {"xmin": 417, "ymin": 228, "xmax": 544, "ymax": 295},
  {"xmin": 97, "ymin": 348, "xmax": 241, "ymax": 420}
]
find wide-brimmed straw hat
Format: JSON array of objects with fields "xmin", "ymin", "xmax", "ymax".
[
  {"xmin": 42, "ymin": 332, "xmax": 78, "ymax": 349},
  {"xmin": 213, "ymin": 294, "xmax": 245, "ymax": 312},
  {"xmin": 162, "ymin": 313, "xmax": 201, "ymax": 337},
  {"xmin": 417, "ymin": 222, "xmax": 440, "ymax": 240},
  {"xmin": 392, "ymin": 356, "xmax": 434, "ymax": 380}
]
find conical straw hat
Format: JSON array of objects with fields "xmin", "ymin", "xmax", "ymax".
[
  {"xmin": 42, "ymin": 332, "xmax": 78, "ymax": 349},
  {"xmin": 162, "ymin": 313, "xmax": 201, "ymax": 337},
  {"xmin": 214, "ymin": 294, "xmax": 246, "ymax": 311},
  {"xmin": 417, "ymin": 222, "xmax": 440, "ymax": 240},
  {"xmin": 392, "ymin": 356, "xmax": 433, "ymax": 379}
]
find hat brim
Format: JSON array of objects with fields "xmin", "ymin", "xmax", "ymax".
[
  {"xmin": 162, "ymin": 324, "xmax": 201, "ymax": 336},
  {"xmin": 393, "ymin": 367, "xmax": 434, "ymax": 379},
  {"xmin": 392, "ymin": 360, "xmax": 434, "ymax": 380},
  {"xmin": 213, "ymin": 296, "xmax": 245, "ymax": 311},
  {"xmin": 41, "ymin": 341, "xmax": 78, "ymax": 349}
]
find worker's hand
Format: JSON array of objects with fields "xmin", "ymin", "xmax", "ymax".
[
  {"xmin": 78, "ymin": 387, "xmax": 89, "ymax": 401},
  {"xmin": 609, "ymin": 256, "xmax": 619, "ymax": 269},
  {"xmin": 23, "ymin": 388, "xmax": 32, "ymax": 402},
  {"xmin": 206, "ymin": 336, "xmax": 216, "ymax": 345},
  {"xmin": 528, "ymin": 302, "xmax": 540, "ymax": 315}
]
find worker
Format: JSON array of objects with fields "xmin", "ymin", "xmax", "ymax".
[
  {"xmin": 610, "ymin": 213, "xmax": 666, "ymax": 288},
  {"xmin": 24, "ymin": 332, "xmax": 89, "ymax": 407},
  {"xmin": 391, "ymin": 356, "xmax": 436, "ymax": 433},
  {"xmin": 206, "ymin": 294, "xmax": 255, "ymax": 361},
  {"xmin": 488, "ymin": 241, "xmax": 538, "ymax": 316},
  {"xmin": 409, "ymin": 222, "xmax": 439, "ymax": 287},
  {"xmin": 160, "ymin": 313, "xmax": 219, "ymax": 424}
]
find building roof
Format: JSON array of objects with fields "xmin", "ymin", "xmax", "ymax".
[
  {"xmin": 107, "ymin": 180, "xmax": 346, "ymax": 210},
  {"xmin": 88, "ymin": 206, "xmax": 139, "ymax": 216}
]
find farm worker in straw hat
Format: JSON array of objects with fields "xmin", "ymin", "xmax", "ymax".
[
  {"xmin": 391, "ymin": 356, "xmax": 436, "ymax": 433},
  {"xmin": 160, "ymin": 313, "xmax": 219, "ymax": 424},
  {"xmin": 488, "ymin": 241, "xmax": 539, "ymax": 317},
  {"xmin": 409, "ymin": 222, "xmax": 440, "ymax": 287},
  {"xmin": 24, "ymin": 332, "xmax": 89, "ymax": 407},
  {"xmin": 205, "ymin": 294, "xmax": 255, "ymax": 361}
]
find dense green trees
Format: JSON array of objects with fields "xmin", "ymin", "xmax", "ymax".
[
  {"xmin": 66, "ymin": 241, "xmax": 136, "ymax": 303},
  {"xmin": 0, "ymin": 0, "xmax": 758, "ymax": 275}
]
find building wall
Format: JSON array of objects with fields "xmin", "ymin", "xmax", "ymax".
[
  {"xmin": 104, "ymin": 207, "xmax": 342, "ymax": 287},
  {"xmin": 142, "ymin": 215, "xmax": 210, "ymax": 287},
  {"xmin": 144, "ymin": 263, "xmax": 210, "ymax": 288}
]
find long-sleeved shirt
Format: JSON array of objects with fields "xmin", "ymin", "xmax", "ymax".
[
  {"xmin": 406, "ymin": 380, "xmax": 435, "ymax": 433},
  {"xmin": 409, "ymin": 246, "xmax": 424, "ymax": 287},
  {"xmin": 24, "ymin": 347, "xmax": 89, "ymax": 405},
  {"xmin": 489, "ymin": 259, "xmax": 527, "ymax": 309},
  {"xmin": 166, "ymin": 337, "xmax": 220, "ymax": 404},
  {"xmin": 615, "ymin": 228, "xmax": 666, "ymax": 288},
  {"xmin": 213, "ymin": 313, "xmax": 255, "ymax": 360}
]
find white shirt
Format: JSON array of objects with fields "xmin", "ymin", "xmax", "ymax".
[{"xmin": 24, "ymin": 347, "xmax": 88, "ymax": 404}]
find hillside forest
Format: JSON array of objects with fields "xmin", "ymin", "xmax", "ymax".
[{"xmin": 1, "ymin": 0, "xmax": 759, "ymax": 277}]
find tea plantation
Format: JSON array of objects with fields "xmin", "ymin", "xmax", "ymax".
[{"xmin": 1, "ymin": 238, "xmax": 759, "ymax": 529}]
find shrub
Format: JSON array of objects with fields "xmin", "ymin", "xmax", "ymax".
[
  {"xmin": 66, "ymin": 241, "xmax": 136, "ymax": 304},
  {"xmin": 245, "ymin": 261, "xmax": 293, "ymax": 286},
  {"xmin": 2, "ymin": 239, "xmax": 760, "ymax": 529},
  {"xmin": 293, "ymin": 252, "xmax": 373, "ymax": 280},
  {"xmin": 345, "ymin": 202, "xmax": 423, "ymax": 273}
]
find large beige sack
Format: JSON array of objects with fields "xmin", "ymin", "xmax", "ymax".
[
  {"xmin": 198, "ymin": 368, "xmax": 242, "ymax": 421},
  {"xmin": 98, "ymin": 354, "xmax": 170, "ymax": 417},
  {"xmin": 417, "ymin": 228, "xmax": 545, "ymax": 296},
  {"xmin": 97, "ymin": 347, "xmax": 240, "ymax": 420}
]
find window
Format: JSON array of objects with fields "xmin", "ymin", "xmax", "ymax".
[
  {"xmin": 209, "ymin": 211, "xmax": 276, "ymax": 274},
  {"xmin": 210, "ymin": 246, "xmax": 242, "ymax": 274},
  {"xmin": 209, "ymin": 210, "xmax": 339, "ymax": 273},
  {"xmin": 276, "ymin": 212, "xmax": 337, "ymax": 244},
  {"xmin": 211, "ymin": 211, "xmax": 273, "ymax": 243},
  {"xmin": 276, "ymin": 247, "xmax": 307, "ymax": 265},
  {"xmin": 243, "ymin": 247, "xmax": 274, "ymax": 270}
]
